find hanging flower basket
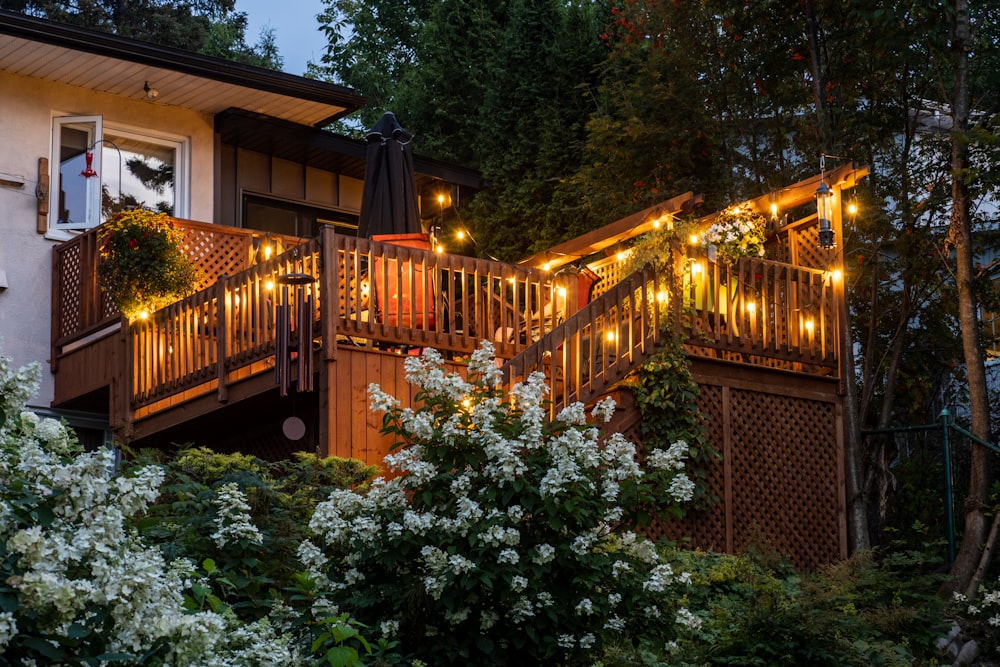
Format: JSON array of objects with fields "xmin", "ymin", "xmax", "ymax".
[
  {"xmin": 98, "ymin": 209, "xmax": 200, "ymax": 321},
  {"xmin": 701, "ymin": 203, "xmax": 767, "ymax": 265}
]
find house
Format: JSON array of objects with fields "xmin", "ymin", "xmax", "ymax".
[
  {"xmin": 0, "ymin": 10, "xmax": 482, "ymax": 445},
  {"xmin": 0, "ymin": 11, "xmax": 866, "ymax": 569}
]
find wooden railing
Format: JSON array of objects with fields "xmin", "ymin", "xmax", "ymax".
[
  {"xmin": 52, "ymin": 218, "xmax": 304, "ymax": 360},
  {"xmin": 500, "ymin": 255, "xmax": 839, "ymax": 414},
  {"xmin": 129, "ymin": 227, "xmax": 572, "ymax": 406},
  {"xmin": 501, "ymin": 266, "xmax": 665, "ymax": 413},
  {"xmin": 680, "ymin": 256, "xmax": 838, "ymax": 370},
  {"xmin": 54, "ymin": 220, "xmax": 841, "ymax": 415}
]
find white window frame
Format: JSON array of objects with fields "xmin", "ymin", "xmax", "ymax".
[
  {"xmin": 49, "ymin": 115, "xmax": 103, "ymax": 236},
  {"xmin": 48, "ymin": 115, "xmax": 191, "ymax": 239}
]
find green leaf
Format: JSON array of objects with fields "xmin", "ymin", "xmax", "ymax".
[
  {"xmin": 330, "ymin": 624, "xmax": 359, "ymax": 643},
  {"xmin": 202, "ymin": 558, "xmax": 217, "ymax": 574},
  {"xmin": 324, "ymin": 645, "xmax": 359, "ymax": 667}
]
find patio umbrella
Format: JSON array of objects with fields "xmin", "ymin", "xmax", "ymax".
[{"xmin": 357, "ymin": 112, "xmax": 421, "ymax": 238}]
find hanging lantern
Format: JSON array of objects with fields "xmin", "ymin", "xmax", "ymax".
[{"xmin": 815, "ymin": 181, "xmax": 835, "ymax": 248}]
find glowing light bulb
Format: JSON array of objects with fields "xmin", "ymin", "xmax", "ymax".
[
  {"xmin": 652, "ymin": 218, "xmax": 660, "ymax": 229},
  {"xmin": 140, "ymin": 310, "xmax": 149, "ymax": 320},
  {"xmin": 616, "ymin": 251, "xmax": 626, "ymax": 261},
  {"xmin": 656, "ymin": 290, "xmax": 669, "ymax": 303},
  {"xmin": 263, "ymin": 244, "xmax": 272, "ymax": 260},
  {"xmin": 746, "ymin": 301, "xmax": 756, "ymax": 314},
  {"xmin": 557, "ymin": 287, "xmax": 567, "ymax": 298},
  {"xmin": 438, "ymin": 193, "xmax": 446, "ymax": 205},
  {"xmin": 541, "ymin": 262, "xmax": 551, "ymax": 271},
  {"xmin": 691, "ymin": 262, "xmax": 703, "ymax": 275},
  {"xmin": 770, "ymin": 203, "xmax": 778, "ymax": 217},
  {"xmin": 805, "ymin": 319, "xmax": 815, "ymax": 334},
  {"xmin": 832, "ymin": 269, "xmax": 843, "ymax": 281},
  {"xmin": 605, "ymin": 330, "xmax": 616, "ymax": 342},
  {"xmin": 689, "ymin": 234, "xmax": 700, "ymax": 245},
  {"xmin": 457, "ymin": 230, "xmax": 466, "ymax": 240},
  {"xmin": 265, "ymin": 280, "xmax": 274, "ymax": 291},
  {"xmin": 848, "ymin": 202, "xmax": 858, "ymax": 215},
  {"xmin": 436, "ymin": 244, "xmax": 444, "ymax": 254}
]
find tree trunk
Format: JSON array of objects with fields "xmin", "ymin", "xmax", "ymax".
[{"xmin": 946, "ymin": 0, "xmax": 993, "ymax": 594}]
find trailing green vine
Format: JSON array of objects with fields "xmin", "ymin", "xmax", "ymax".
[{"xmin": 623, "ymin": 336, "xmax": 719, "ymax": 514}]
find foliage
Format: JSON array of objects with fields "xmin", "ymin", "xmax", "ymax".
[
  {"xmin": 301, "ymin": 341, "xmax": 702, "ymax": 666},
  {"xmin": 0, "ymin": 0, "xmax": 282, "ymax": 68},
  {"xmin": 97, "ymin": 209, "xmax": 200, "ymax": 320},
  {"xmin": 312, "ymin": 0, "xmax": 607, "ymax": 260},
  {"xmin": 619, "ymin": 546, "xmax": 948, "ymax": 667},
  {"xmin": 623, "ymin": 338, "xmax": 718, "ymax": 523},
  {"xmin": 132, "ymin": 446, "xmax": 375, "ymax": 622},
  {"xmin": 0, "ymin": 355, "xmax": 306, "ymax": 666},
  {"xmin": 953, "ymin": 572, "xmax": 1000, "ymax": 658}
]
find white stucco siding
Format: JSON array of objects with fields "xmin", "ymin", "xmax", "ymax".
[{"xmin": 0, "ymin": 70, "xmax": 215, "ymax": 408}]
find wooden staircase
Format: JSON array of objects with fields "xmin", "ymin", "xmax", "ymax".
[{"xmin": 499, "ymin": 266, "xmax": 666, "ymax": 414}]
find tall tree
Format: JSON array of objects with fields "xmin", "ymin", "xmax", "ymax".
[
  {"xmin": 312, "ymin": 0, "xmax": 607, "ymax": 260},
  {"xmin": 947, "ymin": 0, "xmax": 995, "ymax": 595},
  {"xmin": 0, "ymin": 0, "xmax": 282, "ymax": 67}
]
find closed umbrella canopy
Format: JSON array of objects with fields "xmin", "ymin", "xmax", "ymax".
[{"xmin": 357, "ymin": 112, "xmax": 421, "ymax": 238}]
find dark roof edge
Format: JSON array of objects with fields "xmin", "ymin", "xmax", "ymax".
[
  {"xmin": 0, "ymin": 10, "xmax": 366, "ymax": 117},
  {"xmin": 218, "ymin": 109, "xmax": 487, "ymax": 189}
]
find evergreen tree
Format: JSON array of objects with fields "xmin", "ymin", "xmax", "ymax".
[{"xmin": 0, "ymin": 0, "xmax": 282, "ymax": 68}]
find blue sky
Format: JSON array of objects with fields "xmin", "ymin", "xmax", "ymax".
[{"xmin": 237, "ymin": 0, "xmax": 329, "ymax": 75}]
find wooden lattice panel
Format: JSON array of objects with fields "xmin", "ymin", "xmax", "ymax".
[
  {"xmin": 729, "ymin": 389, "xmax": 840, "ymax": 569},
  {"xmin": 649, "ymin": 384, "xmax": 728, "ymax": 551},
  {"xmin": 614, "ymin": 363, "xmax": 844, "ymax": 570},
  {"xmin": 588, "ymin": 256, "xmax": 627, "ymax": 299},
  {"xmin": 57, "ymin": 243, "xmax": 84, "ymax": 339},
  {"xmin": 180, "ymin": 228, "xmax": 252, "ymax": 291}
]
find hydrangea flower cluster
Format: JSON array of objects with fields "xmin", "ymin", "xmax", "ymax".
[
  {"xmin": 0, "ymin": 355, "xmax": 299, "ymax": 665},
  {"xmin": 302, "ymin": 341, "xmax": 701, "ymax": 666}
]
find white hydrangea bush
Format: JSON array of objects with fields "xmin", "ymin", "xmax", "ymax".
[
  {"xmin": 303, "ymin": 341, "xmax": 701, "ymax": 666},
  {"xmin": 0, "ymin": 355, "xmax": 300, "ymax": 666}
]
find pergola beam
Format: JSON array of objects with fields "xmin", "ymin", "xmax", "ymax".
[{"xmin": 517, "ymin": 191, "xmax": 702, "ymax": 270}]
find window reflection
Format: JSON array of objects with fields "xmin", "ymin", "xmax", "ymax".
[{"xmin": 102, "ymin": 134, "xmax": 175, "ymax": 217}]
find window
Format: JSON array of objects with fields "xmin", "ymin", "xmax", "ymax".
[
  {"xmin": 50, "ymin": 116, "xmax": 189, "ymax": 233},
  {"xmin": 243, "ymin": 194, "xmax": 358, "ymax": 238}
]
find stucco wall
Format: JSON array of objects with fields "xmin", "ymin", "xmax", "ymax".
[{"xmin": 0, "ymin": 70, "xmax": 215, "ymax": 408}]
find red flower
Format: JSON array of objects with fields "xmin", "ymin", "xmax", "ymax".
[{"xmin": 129, "ymin": 239, "xmax": 139, "ymax": 250}]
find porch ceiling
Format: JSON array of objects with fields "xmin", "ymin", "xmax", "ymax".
[{"xmin": 0, "ymin": 11, "xmax": 364, "ymax": 127}]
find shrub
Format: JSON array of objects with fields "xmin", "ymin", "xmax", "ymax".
[
  {"xmin": 644, "ymin": 546, "xmax": 948, "ymax": 667},
  {"xmin": 0, "ymin": 356, "xmax": 300, "ymax": 665},
  {"xmin": 133, "ymin": 446, "xmax": 376, "ymax": 622},
  {"xmin": 301, "ymin": 341, "xmax": 702, "ymax": 666}
]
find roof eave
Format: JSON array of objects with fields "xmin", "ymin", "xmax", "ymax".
[{"xmin": 0, "ymin": 10, "xmax": 365, "ymax": 122}]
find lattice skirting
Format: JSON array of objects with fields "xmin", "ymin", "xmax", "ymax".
[{"xmin": 637, "ymin": 360, "xmax": 846, "ymax": 570}]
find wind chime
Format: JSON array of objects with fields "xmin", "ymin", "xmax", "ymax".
[{"xmin": 275, "ymin": 272, "xmax": 316, "ymax": 397}]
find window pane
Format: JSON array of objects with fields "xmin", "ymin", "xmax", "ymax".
[
  {"xmin": 57, "ymin": 124, "xmax": 96, "ymax": 228},
  {"xmin": 102, "ymin": 133, "xmax": 176, "ymax": 216}
]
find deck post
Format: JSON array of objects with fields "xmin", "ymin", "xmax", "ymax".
[
  {"xmin": 216, "ymin": 277, "xmax": 228, "ymax": 403},
  {"xmin": 320, "ymin": 226, "xmax": 338, "ymax": 361}
]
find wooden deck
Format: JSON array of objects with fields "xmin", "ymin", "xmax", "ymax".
[
  {"xmin": 51, "ymin": 165, "xmax": 865, "ymax": 462},
  {"xmin": 52, "ymin": 221, "xmax": 841, "ymax": 454}
]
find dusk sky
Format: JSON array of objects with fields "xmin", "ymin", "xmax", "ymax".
[{"xmin": 237, "ymin": 0, "xmax": 329, "ymax": 76}]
